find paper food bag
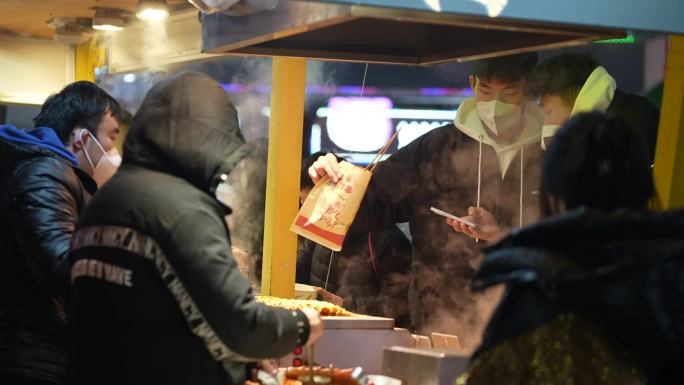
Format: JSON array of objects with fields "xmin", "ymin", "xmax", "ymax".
[{"xmin": 291, "ymin": 161, "xmax": 371, "ymax": 251}]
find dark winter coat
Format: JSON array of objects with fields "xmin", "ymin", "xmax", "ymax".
[
  {"xmin": 348, "ymin": 123, "xmax": 543, "ymax": 348},
  {"xmin": 68, "ymin": 72, "xmax": 310, "ymax": 385},
  {"xmin": 296, "ymin": 226, "xmax": 412, "ymax": 328},
  {"xmin": 607, "ymin": 90, "xmax": 661, "ymax": 161},
  {"xmin": 0, "ymin": 125, "xmax": 95, "ymax": 384},
  {"xmin": 467, "ymin": 208, "xmax": 684, "ymax": 385}
]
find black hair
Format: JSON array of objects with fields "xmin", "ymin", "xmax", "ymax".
[
  {"xmin": 540, "ymin": 112, "xmax": 654, "ymax": 216},
  {"xmin": 33, "ymin": 81, "xmax": 122, "ymax": 144},
  {"xmin": 300, "ymin": 151, "xmax": 345, "ymax": 190},
  {"xmin": 471, "ymin": 52, "xmax": 538, "ymax": 84},
  {"xmin": 528, "ymin": 52, "xmax": 599, "ymax": 104}
]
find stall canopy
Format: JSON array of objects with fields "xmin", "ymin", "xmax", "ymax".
[{"xmin": 201, "ymin": 0, "xmax": 682, "ymax": 65}]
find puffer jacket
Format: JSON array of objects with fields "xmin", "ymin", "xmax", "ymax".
[
  {"xmin": 0, "ymin": 125, "xmax": 95, "ymax": 384},
  {"xmin": 296, "ymin": 226, "xmax": 412, "ymax": 328},
  {"xmin": 466, "ymin": 208, "xmax": 684, "ymax": 385},
  {"xmin": 348, "ymin": 122, "xmax": 543, "ymax": 349},
  {"xmin": 68, "ymin": 72, "xmax": 310, "ymax": 385}
]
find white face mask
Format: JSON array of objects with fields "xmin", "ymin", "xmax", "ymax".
[
  {"xmin": 77, "ymin": 129, "xmax": 119, "ymax": 187},
  {"xmin": 541, "ymin": 124, "xmax": 562, "ymax": 150},
  {"xmin": 476, "ymin": 100, "xmax": 523, "ymax": 136},
  {"xmin": 215, "ymin": 171, "xmax": 245, "ymax": 208},
  {"xmin": 106, "ymin": 147, "xmax": 122, "ymax": 167},
  {"xmin": 215, "ymin": 181, "xmax": 237, "ymax": 207}
]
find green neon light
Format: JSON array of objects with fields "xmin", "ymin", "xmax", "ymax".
[{"xmin": 595, "ymin": 34, "xmax": 636, "ymax": 44}]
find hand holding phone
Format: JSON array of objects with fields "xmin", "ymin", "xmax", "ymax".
[{"xmin": 430, "ymin": 207, "xmax": 477, "ymax": 228}]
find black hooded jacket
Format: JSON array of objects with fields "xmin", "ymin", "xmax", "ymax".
[
  {"xmin": 347, "ymin": 123, "xmax": 542, "ymax": 348},
  {"xmin": 468, "ymin": 208, "xmax": 684, "ymax": 384},
  {"xmin": 69, "ymin": 72, "xmax": 310, "ymax": 385},
  {"xmin": 0, "ymin": 126, "xmax": 95, "ymax": 384},
  {"xmin": 297, "ymin": 226, "xmax": 412, "ymax": 328}
]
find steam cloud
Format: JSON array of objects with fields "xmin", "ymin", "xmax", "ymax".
[
  {"xmin": 101, "ymin": 51, "xmax": 520, "ymax": 352},
  {"xmin": 221, "ymin": 58, "xmax": 272, "ymax": 274},
  {"xmin": 225, "ymin": 58, "xmax": 333, "ymax": 283}
]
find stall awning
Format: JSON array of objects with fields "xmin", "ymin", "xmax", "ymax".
[{"xmin": 201, "ymin": 0, "xmax": 632, "ymax": 65}]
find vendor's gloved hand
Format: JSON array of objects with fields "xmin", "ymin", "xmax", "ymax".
[
  {"xmin": 314, "ymin": 287, "xmax": 344, "ymax": 306},
  {"xmin": 447, "ymin": 207, "xmax": 508, "ymax": 242},
  {"xmin": 308, "ymin": 153, "xmax": 343, "ymax": 184}
]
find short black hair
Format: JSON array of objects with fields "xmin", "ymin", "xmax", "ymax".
[
  {"xmin": 540, "ymin": 112, "xmax": 654, "ymax": 216},
  {"xmin": 300, "ymin": 151, "xmax": 345, "ymax": 190},
  {"xmin": 33, "ymin": 81, "xmax": 122, "ymax": 144},
  {"xmin": 528, "ymin": 52, "xmax": 599, "ymax": 105},
  {"xmin": 471, "ymin": 52, "xmax": 538, "ymax": 84}
]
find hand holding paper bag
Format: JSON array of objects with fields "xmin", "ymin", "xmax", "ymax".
[
  {"xmin": 294, "ymin": 131, "xmax": 400, "ymax": 251},
  {"xmin": 292, "ymin": 160, "xmax": 372, "ymax": 251}
]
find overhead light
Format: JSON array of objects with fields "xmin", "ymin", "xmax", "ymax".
[
  {"xmin": 136, "ymin": 0, "xmax": 169, "ymax": 21},
  {"xmin": 92, "ymin": 8, "xmax": 125, "ymax": 31}
]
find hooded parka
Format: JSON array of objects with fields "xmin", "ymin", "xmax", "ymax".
[
  {"xmin": 348, "ymin": 98, "xmax": 544, "ymax": 349},
  {"xmin": 69, "ymin": 72, "xmax": 310, "ymax": 385},
  {"xmin": 466, "ymin": 208, "xmax": 684, "ymax": 385},
  {"xmin": 541, "ymin": 66, "xmax": 660, "ymax": 159}
]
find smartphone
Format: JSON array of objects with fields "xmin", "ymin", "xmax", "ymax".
[{"xmin": 430, "ymin": 206, "xmax": 477, "ymax": 228}]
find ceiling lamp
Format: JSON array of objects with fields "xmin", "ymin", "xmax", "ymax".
[
  {"xmin": 92, "ymin": 8, "xmax": 125, "ymax": 31},
  {"xmin": 136, "ymin": 0, "xmax": 170, "ymax": 21}
]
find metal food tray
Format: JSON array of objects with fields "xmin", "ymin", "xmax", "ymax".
[{"xmin": 322, "ymin": 315, "xmax": 395, "ymax": 330}]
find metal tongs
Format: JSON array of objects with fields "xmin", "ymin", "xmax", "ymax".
[{"xmin": 298, "ymin": 345, "xmax": 332, "ymax": 385}]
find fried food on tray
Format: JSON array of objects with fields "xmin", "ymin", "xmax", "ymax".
[
  {"xmin": 286, "ymin": 366, "xmax": 358, "ymax": 385},
  {"xmin": 256, "ymin": 296, "xmax": 354, "ymax": 317},
  {"xmin": 282, "ymin": 379, "xmax": 303, "ymax": 385}
]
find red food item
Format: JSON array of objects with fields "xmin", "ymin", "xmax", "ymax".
[{"xmin": 285, "ymin": 366, "xmax": 358, "ymax": 385}]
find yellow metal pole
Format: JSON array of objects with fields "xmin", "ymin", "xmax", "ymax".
[
  {"xmin": 261, "ymin": 57, "xmax": 307, "ymax": 298},
  {"xmin": 75, "ymin": 39, "xmax": 105, "ymax": 82},
  {"xmin": 75, "ymin": 41, "xmax": 94, "ymax": 81},
  {"xmin": 653, "ymin": 35, "xmax": 684, "ymax": 210}
]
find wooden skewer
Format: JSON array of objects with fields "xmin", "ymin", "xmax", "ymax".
[{"xmin": 307, "ymin": 344, "xmax": 315, "ymax": 385}]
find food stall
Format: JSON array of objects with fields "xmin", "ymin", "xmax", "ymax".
[
  {"xmin": 196, "ymin": 0, "xmax": 684, "ymax": 382},
  {"xmin": 2, "ymin": 0, "xmax": 682, "ymax": 383},
  {"xmin": 197, "ymin": 0, "xmax": 684, "ymax": 296},
  {"xmin": 260, "ymin": 295, "xmax": 414, "ymax": 373}
]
